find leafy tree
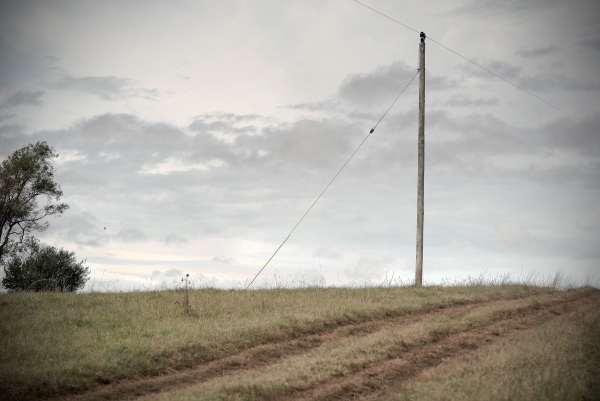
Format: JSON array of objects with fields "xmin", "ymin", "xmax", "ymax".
[
  {"xmin": 0, "ymin": 142, "xmax": 68, "ymax": 261},
  {"xmin": 1, "ymin": 240, "xmax": 90, "ymax": 292}
]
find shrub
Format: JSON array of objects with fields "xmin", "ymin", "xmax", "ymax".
[{"xmin": 1, "ymin": 244, "xmax": 90, "ymax": 292}]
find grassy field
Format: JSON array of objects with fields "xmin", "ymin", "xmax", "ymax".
[{"xmin": 0, "ymin": 281, "xmax": 599, "ymax": 400}]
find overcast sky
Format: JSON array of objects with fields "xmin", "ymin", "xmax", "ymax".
[{"xmin": 1, "ymin": 0, "xmax": 599, "ymax": 290}]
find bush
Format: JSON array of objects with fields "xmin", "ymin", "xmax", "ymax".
[{"xmin": 1, "ymin": 245, "xmax": 90, "ymax": 292}]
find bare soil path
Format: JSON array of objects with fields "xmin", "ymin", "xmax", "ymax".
[
  {"xmin": 52, "ymin": 288, "xmax": 599, "ymax": 401},
  {"xmin": 283, "ymin": 289, "xmax": 599, "ymax": 401}
]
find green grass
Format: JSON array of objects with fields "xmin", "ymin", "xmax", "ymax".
[{"xmin": 0, "ymin": 284, "xmax": 551, "ymax": 400}]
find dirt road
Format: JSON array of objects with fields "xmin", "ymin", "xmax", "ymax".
[{"xmin": 56, "ymin": 288, "xmax": 599, "ymax": 401}]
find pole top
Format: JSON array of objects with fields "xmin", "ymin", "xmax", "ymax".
[{"xmin": 420, "ymin": 32, "xmax": 426, "ymax": 43}]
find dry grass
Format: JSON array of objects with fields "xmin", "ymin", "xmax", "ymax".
[
  {"xmin": 382, "ymin": 297, "xmax": 600, "ymax": 401},
  {"xmin": 135, "ymin": 289, "xmax": 595, "ymax": 401},
  {"xmin": 0, "ymin": 283, "xmax": 551, "ymax": 400}
]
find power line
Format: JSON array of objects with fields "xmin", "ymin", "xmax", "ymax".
[
  {"xmin": 245, "ymin": 71, "xmax": 419, "ymax": 290},
  {"xmin": 352, "ymin": 0, "xmax": 419, "ymax": 34},
  {"xmin": 351, "ymin": 0, "xmax": 586, "ymax": 124}
]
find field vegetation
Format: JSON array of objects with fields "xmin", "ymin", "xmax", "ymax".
[{"xmin": 0, "ymin": 273, "xmax": 598, "ymax": 401}]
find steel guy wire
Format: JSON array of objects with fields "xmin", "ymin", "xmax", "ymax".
[
  {"xmin": 245, "ymin": 70, "xmax": 419, "ymax": 290},
  {"xmin": 351, "ymin": 0, "xmax": 587, "ymax": 125}
]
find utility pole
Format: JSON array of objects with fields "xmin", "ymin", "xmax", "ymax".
[{"xmin": 415, "ymin": 32, "xmax": 426, "ymax": 287}]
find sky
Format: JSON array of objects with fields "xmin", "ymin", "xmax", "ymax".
[{"xmin": 1, "ymin": 0, "xmax": 599, "ymax": 290}]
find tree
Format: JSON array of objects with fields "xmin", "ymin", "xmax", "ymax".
[
  {"xmin": 2, "ymin": 241, "xmax": 90, "ymax": 292},
  {"xmin": 0, "ymin": 142, "xmax": 68, "ymax": 261}
]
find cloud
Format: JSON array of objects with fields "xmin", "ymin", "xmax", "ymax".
[
  {"xmin": 48, "ymin": 75, "xmax": 158, "ymax": 100},
  {"xmin": 43, "ymin": 55, "xmax": 60, "ymax": 64},
  {"xmin": 493, "ymin": 221, "xmax": 544, "ymax": 251},
  {"xmin": 212, "ymin": 255, "xmax": 235, "ymax": 264},
  {"xmin": 516, "ymin": 45, "xmax": 560, "ymax": 58},
  {"xmin": 194, "ymin": 112, "xmax": 263, "ymax": 124},
  {"xmin": 446, "ymin": 95, "xmax": 498, "ymax": 107},
  {"xmin": 0, "ymin": 36, "xmax": 42, "ymax": 90},
  {"xmin": 254, "ymin": 119, "xmax": 362, "ymax": 168},
  {"xmin": 51, "ymin": 211, "xmax": 107, "ymax": 247},
  {"xmin": 345, "ymin": 254, "xmax": 396, "ymax": 278},
  {"xmin": 452, "ymin": 0, "xmax": 562, "ymax": 17},
  {"xmin": 578, "ymin": 37, "xmax": 600, "ymax": 52},
  {"xmin": 460, "ymin": 60, "xmax": 522, "ymax": 81},
  {"xmin": 116, "ymin": 228, "xmax": 146, "ymax": 243},
  {"xmin": 0, "ymin": 113, "xmax": 15, "ymax": 123},
  {"xmin": 540, "ymin": 114, "xmax": 600, "ymax": 157},
  {"xmin": 449, "ymin": 240, "xmax": 473, "ymax": 250},
  {"xmin": 0, "ymin": 89, "xmax": 44, "ymax": 108},
  {"xmin": 165, "ymin": 234, "xmax": 189, "ymax": 245},
  {"xmin": 164, "ymin": 268, "xmax": 183, "ymax": 278},
  {"xmin": 337, "ymin": 61, "xmax": 456, "ymax": 107},
  {"xmin": 518, "ymin": 73, "xmax": 600, "ymax": 92},
  {"xmin": 338, "ymin": 61, "xmax": 415, "ymax": 105},
  {"xmin": 282, "ymin": 99, "xmax": 340, "ymax": 113},
  {"xmin": 312, "ymin": 247, "xmax": 342, "ymax": 260}
]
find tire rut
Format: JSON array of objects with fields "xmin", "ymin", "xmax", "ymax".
[
  {"xmin": 279, "ymin": 288, "xmax": 600, "ymax": 401},
  {"xmin": 51, "ymin": 289, "xmax": 581, "ymax": 401}
]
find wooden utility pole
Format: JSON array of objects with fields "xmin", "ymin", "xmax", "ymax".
[{"xmin": 415, "ymin": 32, "xmax": 426, "ymax": 287}]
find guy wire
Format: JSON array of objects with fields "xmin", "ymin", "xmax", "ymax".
[{"xmin": 245, "ymin": 71, "xmax": 419, "ymax": 289}]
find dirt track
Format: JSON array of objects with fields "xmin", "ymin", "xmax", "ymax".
[{"xmin": 55, "ymin": 288, "xmax": 600, "ymax": 401}]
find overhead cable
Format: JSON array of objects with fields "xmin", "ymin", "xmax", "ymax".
[
  {"xmin": 351, "ymin": 0, "xmax": 586, "ymax": 124},
  {"xmin": 245, "ymin": 70, "xmax": 419, "ymax": 290}
]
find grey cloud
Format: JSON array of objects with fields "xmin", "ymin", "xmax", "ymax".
[
  {"xmin": 345, "ymin": 255, "xmax": 396, "ymax": 278},
  {"xmin": 579, "ymin": 38, "xmax": 600, "ymax": 52},
  {"xmin": 458, "ymin": 59, "xmax": 521, "ymax": 81},
  {"xmin": 7, "ymin": 104, "xmax": 596, "ymax": 257},
  {"xmin": 312, "ymin": 247, "xmax": 342, "ymax": 260},
  {"xmin": 165, "ymin": 234, "xmax": 188, "ymax": 245},
  {"xmin": 283, "ymin": 99, "xmax": 340, "ymax": 113},
  {"xmin": 521, "ymin": 164, "xmax": 600, "ymax": 188},
  {"xmin": 253, "ymin": 119, "xmax": 362, "ymax": 168},
  {"xmin": 484, "ymin": 61, "xmax": 521, "ymax": 80},
  {"xmin": 458, "ymin": 58, "xmax": 595, "ymax": 93},
  {"xmin": 541, "ymin": 113, "xmax": 600, "ymax": 157},
  {"xmin": 0, "ymin": 122, "xmax": 26, "ymax": 151},
  {"xmin": 0, "ymin": 37, "xmax": 42, "ymax": 90},
  {"xmin": 427, "ymin": 75, "xmax": 461, "ymax": 91},
  {"xmin": 48, "ymin": 75, "xmax": 158, "ymax": 100},
  {"xmin": 0, "ymin": 113, "xmax": 16, "ymax": 123},
  {"xmin": 65, "ymin": 113, "xmax": 189, "ymax": 167},
  {"xmin": 194, "ymin": 112, "xmax": 262, "ymax": 123},
  {"xmin": 518, "ymin": 73, "xmax": 600, "ymax": 92},
  {"xmin": 189, "ymin": 119, "xmax": 257, "ymax": 135},
  {"xmin": 212, "ymin": 255, "xmax": 235, "ymax": 264},
  {"xmin": 451, "ymin": 0, "xmax": 561, "ymax": 17},
  {"xmin": 516, "ymin": 45, "xmax": 560, "ymax": 58},
  {"xmin": 116, "ymin": 228, "xmax": 146, "ymax": 243},
  {"xmin": 494, "ymin": 221, "xmax": 544, "ymax": 251},
  {"xmin": 51, "ymin": 211, "xmax": 107, "ymax": 247},
  {"xmin": 338, "ymin": 61, "xmax": 459, "ymax": 107},
  {"xmin": 338, "ymin": 61, "xmax": 418, "ymax": 106},
  {"xmin": 163, "ymin": 268, "xmax": 183, "ymax": 278},
  {"xmin": 0, "ymin": 89, "xmax": 44, "ymax": 108},
  {"xmin": 392, "ymin": 110, "xmax": 600, "ymax": 183},
  {"xmin": 43, "ymin": 55, "xmax": 60, "ymax": 64},
  {"xmin": 446, "ymin": 94, "xmax": 498, "ymax": 107},
  {"xmin": 188, "ymin": 117, "xmax": 363, "ymax": 169},
  {"xmin": 18, "ymin": 107, "xmax": 599, "ymax": 199},
  {"xmin": 577, "ymin": 248, "xmax": 600, "ymax": 260}
]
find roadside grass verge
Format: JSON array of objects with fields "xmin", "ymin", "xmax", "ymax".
[
  {"xmin": 134, "ymin": 288, "xmax": 597, "ymax": 401},
  {"xmin": 0, "ymin": 282, "xmax": 556, "ymax": 400},
  {"xmin": 381, "ymin": 294, "xmax": 600, "ymax": 401}
]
